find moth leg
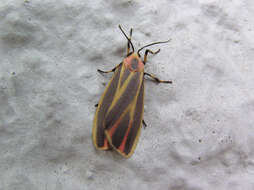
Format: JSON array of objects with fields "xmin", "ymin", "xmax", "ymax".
[
  {"xmin": 97, "ymin": 63, "xmax": 122, "ymax": 74},
  {"xmin": 143, "ymin": 49, "xmax": 160, "ymax": 64},
  {"xmin": 142, "ymin": 120, "xmax": 147, "ymax": 128},
  {"xmin": 127, "ymin": 28, "xmax": 133, "ymax": 55},
  {"xmin": 144, "ymin": 72, "xmax": 172, "ymax": 84}
]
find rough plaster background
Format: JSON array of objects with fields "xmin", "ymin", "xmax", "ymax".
[{"xmin": 0, "ymin": 0, "xmax": 254, "ymax": 189}]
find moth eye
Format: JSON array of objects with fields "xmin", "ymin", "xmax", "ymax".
[{"xmin": 131, "ymin": 58, "xmax": 139, "ymax": 70}]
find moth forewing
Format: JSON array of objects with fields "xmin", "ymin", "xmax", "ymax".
[
  {"xmin": 92, "ymin": 64, "xmax": 123, "ymax": 150},
  {"xmin": 104, "ymin": 65, "xmax": 144, "ymax": 158}
]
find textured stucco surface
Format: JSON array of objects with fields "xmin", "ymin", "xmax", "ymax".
[{"xmin": 0, "ymin": 0, "xmax": 254, "ymax": 189}]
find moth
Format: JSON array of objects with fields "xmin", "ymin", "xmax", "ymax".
[{"xmin": 92, "ymin": 25, "xmax": 172, "ymax": 158}]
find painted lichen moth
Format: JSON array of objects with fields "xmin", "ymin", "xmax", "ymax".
[{"xmin": 92, "ymin": 25, "xmax": 172, "ymax": 158}]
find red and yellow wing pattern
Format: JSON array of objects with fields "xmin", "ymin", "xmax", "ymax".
[{"xmin": 93, "ymin": 54, "xmax": 145, "ymax": 157}]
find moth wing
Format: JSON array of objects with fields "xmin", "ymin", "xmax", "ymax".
[
  {"xmin": 92, "ymin": 63, "xmax": 123, "ymax": 150},
  {"xmin": 104, "ymin": 69, "xmax": 144, "ymax": 158}
]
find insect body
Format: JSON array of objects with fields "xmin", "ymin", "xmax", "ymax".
[{"xmin": 92, "ymin": 25, "xmax": 172, "ymax": 158}]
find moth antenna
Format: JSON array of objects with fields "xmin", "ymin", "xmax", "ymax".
[
  {"xmin": 118, "ymin": 25, "xmax": 135, "ymax": 53},
  {"xmin": 137, "ymin": 39, "xmax": 171, "ymax": 55}
]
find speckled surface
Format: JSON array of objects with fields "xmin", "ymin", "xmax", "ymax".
[{"xmin": 1, "ymin": 0, "xmax": 254, "ymax": 189}]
